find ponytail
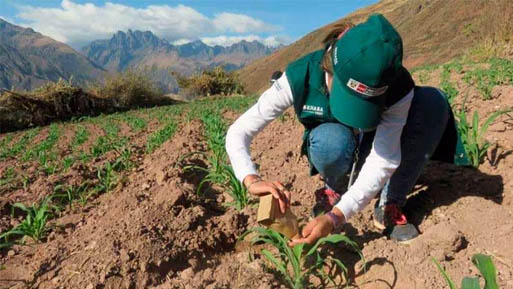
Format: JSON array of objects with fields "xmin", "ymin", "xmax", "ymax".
[{"xmin": 321, "ymin": 22, "xmax": 354, "ymax": 75}]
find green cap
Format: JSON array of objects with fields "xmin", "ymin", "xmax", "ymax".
[{"xmin": 330, "ymin": 14, "xmax": 403, "ymax": 130}]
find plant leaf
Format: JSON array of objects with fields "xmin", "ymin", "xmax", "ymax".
[
  {"xmin": 472, "ymin": 254, "xmax": 499, "ymax": 289},
  {"xmin": 433, "ymin": 258, "xmax": 458, "ymax": 289},
  {"xmin": 461, "ymin": 277, "xmax": 480, "ymax": 289}
]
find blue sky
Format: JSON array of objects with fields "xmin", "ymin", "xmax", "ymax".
[{"xmin": 0, "ymin": 0, "xmax": 377, "ymax": 48}]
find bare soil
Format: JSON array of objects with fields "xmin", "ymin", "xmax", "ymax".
[{"xmin": 1, "ymin": 83, "xmax": 512, "ymax": 288}]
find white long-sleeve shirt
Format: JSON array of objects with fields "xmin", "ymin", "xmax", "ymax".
[{"xmin": 225, "ymin": 72, "xmax": 414, "ymax": 220}]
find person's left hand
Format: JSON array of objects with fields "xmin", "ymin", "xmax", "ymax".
[
  {"xmin": 288, "ymin": 214, "xmax": 334, "ymax": 246},
  {"xmin": 288, "ymin": 208, "xmax": 346, "ymax": 247}
]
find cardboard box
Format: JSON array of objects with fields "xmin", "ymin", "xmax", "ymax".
[{"xmin": 257, "ymin": 194, "xmax": 279, "ymax": 225}]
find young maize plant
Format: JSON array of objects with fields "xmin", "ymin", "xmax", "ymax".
[
  {"xmin": 222, "ymin": 165, "xmax": 249, "ymax": 210},
  {"xmin": 52, "ymin": 184, "xmax": 88, "ymax": 210},
  {"xmin": 244, "ymin": 227, "xmax": 363, "ymax": 289},
  {"xmin": 0, "ymin": 197, "xmax": 54, "ymax": 248},
  {"xmin": 71, "ymin": 124, "xmax": 89, "ymax": 150},
  {"xmin": 456, "ymin": 100, "xmax": 511, "ymax": 167},
  {"xmin": 146, "ymin": 121, "xmax": 177, "ymax": 153},
  {"xmin": 433, "ymin": 254, "xmax": 498, "ymax": 289},
  {"xmin": 0, "ymin": 128, "xmax": 40, "ymax": 160}
]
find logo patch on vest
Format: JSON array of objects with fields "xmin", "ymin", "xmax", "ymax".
[
  {"xmin": 302, "ymin": 105, "xmax": 324, "ymax": 116},
  {"xmin": 347, "ymin": 78, "xmax": 388, "ymax": 97}
]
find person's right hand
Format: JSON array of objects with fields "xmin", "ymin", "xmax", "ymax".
[{"xmin": 243, "ymin": 175, "xmax": 291, "ymax": 213}]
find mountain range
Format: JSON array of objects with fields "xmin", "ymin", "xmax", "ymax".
[
  {"xmin": 81, "ymin": 30, "xmax": 277, "ymax": 92},
  {"xmin": 0, "ymin": 18, "xmax": 103, "ymax": 91},
  {"xmin": 0, "ymin": 19, "xmax": 278, "ymax": 92}
]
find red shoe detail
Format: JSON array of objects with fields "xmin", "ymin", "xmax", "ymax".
[
  {"xmin": 385, "ymin": 203, "xmax": 407, "ymax": 226},
  {"xmin": 315, "ymin": 188, "xmax": 341, "ymax": 207}
]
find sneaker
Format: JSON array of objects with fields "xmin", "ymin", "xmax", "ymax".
[
  {"xmin": 312, "ymin": 187, "xmax": 341, "ymax": 217},
  {"xmin": 373, "ymin": 202, "xmax": 419, "ymax": 243}
]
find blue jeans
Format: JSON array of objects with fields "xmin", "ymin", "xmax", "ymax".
[{"xmin": 307, "ymin": 87, "xmax": 450, "ymax": 207}]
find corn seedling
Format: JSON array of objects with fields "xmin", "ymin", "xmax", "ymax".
[
  {"xmin": 22, "ymin": 124, "xmax": 60, "ymax": 161},
  {"xmin": 146, "ymin": 122, "xmax": 177, "ymax": 153},
  {"xmin": 62, "ymin": 156, "xmax": 75, "ymax": 171},
  {"xmin": 112, "ymin": 145, "xmax": 133, "ymax": 171},
  {"xmin": 440, "ymin": 65, "xmax": 459, "ymax": 104},
  {"xmin": 0, "ymin": 197, "xmax": 54, "ymax": 247},
  {"xmin": 52, "ymin": 184, "xmax": 88, "ymax": 210},
  {"xmin": 123, "ymin": 114, "xmax": 147, "ymax": 131},
  {"xmin": 90, "ymin": 121, "xmax": 122, "ymax": 158},
  {"xmin": 244, "ymin": 227, "xmax": 363, "ymax": 289},
  {"xmin": 0, "ymin": 134, "xmax": 13, "ymax": 155},
  {"xmin": 456, "ymin": 100, "xmax": 511, "ymax": 167},
  {"xmin": 96, "ymin": 162, "xmax": 117, "ymax": 193},
  {"xmin": 71, "ymin": 125, "xmax": 89, "ymax": 149},
  {"xmin": 223, "ymin": 165, "xmax": 248, "ymax": 210},
  {"xmin": 0, "ymin": 167, "xmax": 16, "ymax": 187},
  {"xmin": 433, "ymin": 254, "xmax": 498, "ymax": 289},
  {"xmin": 0, "ymin": 128, "xmax": 40, "ymax": 160},
  {"xmin": 463, "ymin": 58, "xmax": 513, "ymax": 100}
]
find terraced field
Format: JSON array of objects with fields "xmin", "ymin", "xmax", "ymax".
[{"xmin": 0, "ymin": 58, "xmax": 512, "ymax": 288}]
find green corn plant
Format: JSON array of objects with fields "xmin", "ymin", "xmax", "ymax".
[
  {"xmin": 440, "ymin": 65, "xmax": 458, "ymax": 104},
  {"xmin": 96, "ymin": 162, "xmax": 117, "ymax": 193},
  {"xmin": 22, "ymin": 124, "xmax": 60, "ymax": 161},
  {"xmin": 181, "ymin": 151, "xmax": 228, "ymax": 195},
  {"xmin": 244, "ymin": 227, "xmax": 363, "ymax": 289},
  {"xmin": 146, "ymin": 122, "xmax": 177, "ymax": 153},
  {"xmin": 456, "ymin": 102, "xmax": 511, "ymax": 167},
  {"xmin": 433, "ymin": 254, "xmax": 498, "ymax": 289},
  {"xmin": 201, "ymin": 113, "xmax": 227, "ymax": 156},
  {"xmin": 52, "ymin": 184, "xmax": 88, "ymax": 210},
  {"xmin": 39, "ymin": 151, "xmax": 59, "ymax": 175},
  {"xmin": 0, "ymin": 134, "xmax": 13, "ymax": 155},
  {"xmin": 0, "ymin": 167, "xmax": 16, "ymax": 188},
  {"xmin": 62, "ymin": 156, "xmax": 75, "ymax": 171},
  {"xmin": 0, "ymin": 197, "xmax": 54, "ymax": 247},
  {"xmin": 112, "ymin": 145, "xmax": 133, "ymax": 171},
  {"xmin": 90, "ymin": 121, "xmax": 121, "ymax": 157},
  {"xmin": 222, "ymin": 164, "xmax": 248, "ymax": 210},
  {"xmin": 123, "ymin": 114, "xmax": 147, "ymax": 131},
  {"xmin": 71, "ymin": 125, "xmax": 89, "ymax": 149},
  {"xmin": 0, "ymin": 128, "xmax": 40, "ymax": 160}
]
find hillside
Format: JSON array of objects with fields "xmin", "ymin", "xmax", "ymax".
[
  {"xmin": 0, "ymin": 19, "xmax": 104, "ymax": 91},
  {"xmin": 82, "ymin": 30, "xmax": 276, "ymax": 92},
  {"xmin": 239, "ymin": 0, "xmax": 513, "ymax": 93}
]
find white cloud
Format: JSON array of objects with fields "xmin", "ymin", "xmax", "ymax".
[
  {"xmin": 16, "ymin": 0, "xmax": 282, "ymax": 47},
  {"xmin": 201, "ymin": 35, "xmax": 290, "ymax": 47}
]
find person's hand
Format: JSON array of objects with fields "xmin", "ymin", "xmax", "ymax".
[
  {"xmin": 243, "ymin": 174, "xmax": 291, "ymax": 213},
  {"xmin": 288, "ymin": 208, "xmax": 345, "ymax": 246}
]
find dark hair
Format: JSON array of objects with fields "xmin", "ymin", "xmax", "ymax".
[{"xmin": 321, "ymin": 22, "xmax": 355, "ymax": 75}]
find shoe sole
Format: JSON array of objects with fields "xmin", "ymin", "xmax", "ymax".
[{"xmin": 373, "ymin": 219, "xmax": 415, "ymax": 244}]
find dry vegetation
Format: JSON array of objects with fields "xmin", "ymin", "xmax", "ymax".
[
  {"xmin": 0, "ymin": 71, "xmax": 174, "ymax": 133},
  {"xmin": 171, "ymin": 66, "xmax": 245, "ymax": 99}
]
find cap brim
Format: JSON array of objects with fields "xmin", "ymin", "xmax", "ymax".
[{"xmin": 329, "ymin": 74, "xmax": 384, "ymax": 130}]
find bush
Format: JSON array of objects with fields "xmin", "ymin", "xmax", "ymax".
[
  {"xmin": 171, "ymin": 67, "xmax": 245, "ymax": 98},
  {"xmin": 91, "ymin": 69, "xmax": 163, "ymax": 107}
]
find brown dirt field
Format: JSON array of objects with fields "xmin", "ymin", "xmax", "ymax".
[{"xmin": 0, "ymin": 82, "xmax": 512, "ymax": 288}]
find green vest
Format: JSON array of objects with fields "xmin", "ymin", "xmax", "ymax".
[{"xmin": 284, "ymin": 50, "xmax": 469, "ymax": 175}]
